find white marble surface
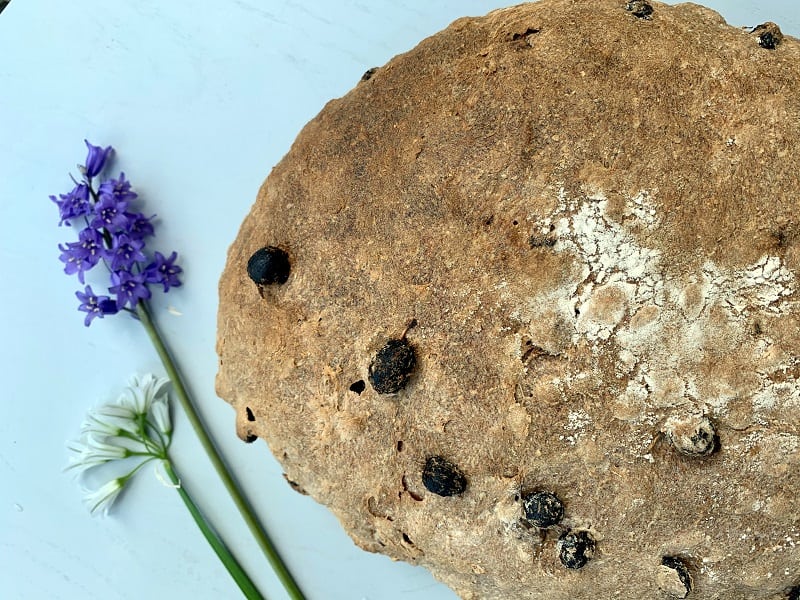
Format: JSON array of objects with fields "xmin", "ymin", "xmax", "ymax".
[{"xmin": 0, "ymin": 1, "xmax": 797, "ymax": 599}]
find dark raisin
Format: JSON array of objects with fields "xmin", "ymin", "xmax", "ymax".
[
  {"xmin": 759, "ymin": 32, "xmax": 779, "ymax": 49},
  {"xmin": 422, "ymin": 456, "xmax": 467, "ymax": 497},
  {"xmin": 661, "ymin": 556, "xmax": 693, "ymax": 597},
  {"xmin": 244, "ymin": 433, "xmax": 258, "ymax": 443},
  {"xmin": 752, "ymin": 23, "xmax": 783, "ymax": 50},
  {"xmin": 349, "ymin": 380, "xmax": 366, "ymax": 394},
  {"xmin": 558, "ymin": 530, "xmax": 596, "ymax": 569},
  {"xmin": 368, "ymin": 338, "xmax": 416, "ymax": 394},
  {"xmin": 247, "ymin": 246, "xmax": 291, "ymax": 285},
  {"xmin": 522, "ymin": 490, "xmax": 564, "ymax": 528},
  {"xmin": 625, "ymin": 0, "xmax": 653, "ymax": 19},
  {"xmin": 245, "ymin": 407, "xmax": 256, "ymax": 422},
  {"xmin": 361, "ymin": 67, "xmax": 378, "ymax": 81},
  {"xmin": 788, "ymin": 586, "xmax": 800, "ymax": 600}
]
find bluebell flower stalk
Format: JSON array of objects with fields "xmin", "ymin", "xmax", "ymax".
[{"xmin": 55, "ymin": 141, "xmax": 305, "ymax": 600}]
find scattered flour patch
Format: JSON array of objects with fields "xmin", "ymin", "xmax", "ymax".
[
  {"xmin": 575, "ymin": 281, "xmax": 636, "ymax": 342},
  {"xmin": 566, "ymin": 409, "xmax": 591, "ymax": 431},
  {"xmin": 561, "ymin": 409, "xmax": 592, "ymax": 445},
  {"xmin": 538, "ymin": 186, "xmax": 799, "ymax": 423},
  {"xmin": 702, "ymin": 257, "xmax": 795, "ymax": 316},
  {"xmin": 557, "ymin": 193, "xmax": 662, "ymax": 296},
  {"xmin": 625, "ymin": 190, "xmax": 659, "ymax": 227}
]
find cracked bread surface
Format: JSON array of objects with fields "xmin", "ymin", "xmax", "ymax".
[{"xmin": 216, "ymin": 1, "xmax": 800, "ymax": 597}]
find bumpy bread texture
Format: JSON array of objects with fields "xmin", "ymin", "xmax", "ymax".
[{"xmin": 217, "ymin": 1, "xmax": 800, "ymax": 598}]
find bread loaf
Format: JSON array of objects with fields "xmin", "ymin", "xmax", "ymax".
[{"xmin": 217, "ymin": 2, "xmax": 800, "ymax": 597}]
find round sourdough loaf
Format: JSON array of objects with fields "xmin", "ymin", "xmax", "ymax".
[{"xmin": 216, "ymin": 1, "xmax": 800, "ymax": 598}]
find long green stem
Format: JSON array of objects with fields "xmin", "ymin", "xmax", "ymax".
[
  {"xmin": 136, "ymin": 301, "xmax": 305, "ymax": 600},
  {"xmin": 162, "ymin": 460, "xmax": 265, "ymax": 600}
]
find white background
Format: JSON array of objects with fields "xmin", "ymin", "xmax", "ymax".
[{"xmin": 1, "ymin": 1, "xmax": 798, "ymax": 599}]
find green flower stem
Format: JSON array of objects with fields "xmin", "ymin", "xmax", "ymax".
[
  {"xmin": 136, "ymin": 301, "xmax": 305, "ymax": 600},
  {"xmin": 162, "ymin": 460, "xmax": 265, "ymax": 600}
]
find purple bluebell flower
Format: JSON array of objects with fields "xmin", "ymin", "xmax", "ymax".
[
  {"xmin": 82, "ymin": 140, "xmax": 112, "ymax": 179},
  {"xmin": 54, "ymin": 141, "xmax": 182, "ymax": 324},
  {"xmin": 125, "ymin": 212, "xmax": 155, "ymax": 240},
  {"xmin": 58, "ymin": 228, "xmax": 105, "ymax": 283},
  {"xmin": 108, "ymin": 234, "xmax": 146, "ymax": 272},
  {"xmin": 98, "ymin": 173, "xmax": 137, "ymax": 204},
  {"xmin": 109, "ymin": 270, "xmax": 151, "ymax": 308},
  {"xmin": 76, "ymin": 285, "xmax": 118, "ymax": 326},
  {"xmin": 144, "ymin": 251, "xmax": 183, "ymax": 292},
  {"xmin": 51, "ymin": 183, "xmax": 91, "ymax": 226},
  {"xmin": 91, "ymin": 193, "xmax": 130, "ymax": 232}
]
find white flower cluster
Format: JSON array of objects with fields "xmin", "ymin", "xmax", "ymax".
[{"xmin": 66, "ymin": 373, "xmax": 172, "ymax": 516}]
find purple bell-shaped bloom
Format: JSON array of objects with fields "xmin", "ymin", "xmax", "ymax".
[{"xmin": 83, "ymin": 140, "xmax": 112, "ymax": 179}]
